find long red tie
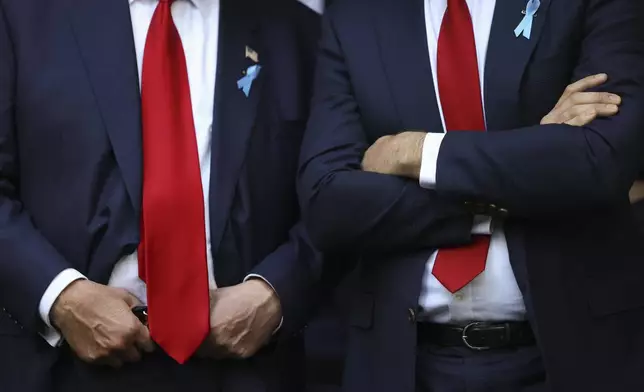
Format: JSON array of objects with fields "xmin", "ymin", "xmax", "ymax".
[
  {"xmin": 432, "ymin": 0, "xmax": 490, "ymax": 293},
  {"xmin": 139, "ymin": 0, "xmax": 210, "ymax": 364}
]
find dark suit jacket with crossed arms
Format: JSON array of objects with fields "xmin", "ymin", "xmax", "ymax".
[{"xmin": 298, "ymin": 0, "xmax": 644, "ymax": 391}]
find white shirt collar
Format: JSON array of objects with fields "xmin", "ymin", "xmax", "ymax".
[{"xmin": 128, "ymin": 0, "xmax": 217, "ymax": 16}]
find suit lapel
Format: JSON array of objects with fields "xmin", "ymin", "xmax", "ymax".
[
  {"xmin": 209, "ymin": 0, "xmax": 263, "ymax": 254},
  {"xmin": 484, "ymin": 0, "xmax": 551, "ymax": 316},
  {"xmin": 68, "ymin": 0, "xmax": 142, "ymax": 215},
  {"xmin": 484, "ymin": 0, "xmax": 552, "ymax": 130},
  {"xmin": 372, "ymin": 0, "xmax": 443, "ymax": 135}
]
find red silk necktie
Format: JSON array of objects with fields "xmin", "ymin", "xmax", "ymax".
[
  {"xmin": 139, "ymin": 0, "xmax": 210, "ymax": 364},
  {"xmin": 432, "ymin": 0, "xmax": 490, "ymax": 293}
]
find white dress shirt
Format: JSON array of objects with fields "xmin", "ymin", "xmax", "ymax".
[
  {"xmin": 39, "ymin": 0, "xmax": 221, "ymax": 345},
  {"xmin": 418, "ymin": 0, "xmax": 526, "ymax": 324}
]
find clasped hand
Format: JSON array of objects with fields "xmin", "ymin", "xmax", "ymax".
[
  {"xmin": 198, "ymin": 279, "xmax": 282, "ymax": 359},
  {"xmin": 51, "ymin": 280, "xmax": 155, "ymax": 368},
  {"xmin": 53, "ymin": 279, "xmax": 281, "ymax": 367}
]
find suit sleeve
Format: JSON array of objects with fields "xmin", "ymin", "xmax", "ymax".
[
  {"xmin": 246, "ymin": 3, "xmax": 350, "ymax": 339},
  {"xmin": 0, "ymin": 5, "xmax": 72, "ymax": 332},
  {"xmin": 297, "ymin": 10, "xmax": 474, "ymax": 254},
  {"xmin": 249, "ymin": 223, "xmax": 341, "ymax": 339},
  {"xmin": 434, "ymin": 0, "xmax": 644, "ymax": 217}
]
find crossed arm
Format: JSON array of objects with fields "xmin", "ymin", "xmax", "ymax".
[
  {"xmin": 298, "ymin": 0, "xmax": 644, "ymax": 255},
  {"xmin": 391, "ymin": 0, "xmax": 644, "ymax": 217}
]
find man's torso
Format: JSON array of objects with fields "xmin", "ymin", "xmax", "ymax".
[
  {"xmin": 0, "ymin": 0, "xmax": 317, "ymax": 391},
  {"xmin": 324, "ymin": 0, "xmax": 644, "ymax": 391}
]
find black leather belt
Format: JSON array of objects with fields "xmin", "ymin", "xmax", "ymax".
[{"xmin": 418, "ymin": 322, "xmax": 535, "ymax": 351}]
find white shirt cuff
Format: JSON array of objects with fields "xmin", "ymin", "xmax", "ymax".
[
  {"xmin": 419, "ymin": 133, "xmax": 446, "ymax": 189},
  {"xmin": 244, "ymin": 274, "xmax": 283, "ymax": 332},
  {"xmin": 38, "ymin": 268, "xmax": 86, "ymax": 347},
  {"xmin": 472, "ymin": 215, "xmax": 493, "ymax": 235}
]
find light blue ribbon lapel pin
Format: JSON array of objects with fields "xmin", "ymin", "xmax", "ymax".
[
  {"xmin": 514, "ymin": 0, "xmax": 541, "ymax": 39},
  {"xmin": 237, "ymin": 64, "xmax": 262, "ymax": 98}
]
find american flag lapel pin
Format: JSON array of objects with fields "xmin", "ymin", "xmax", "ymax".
[{"xmin": 245, "ymin": 45, "xmax": 259, "ymax": 63}]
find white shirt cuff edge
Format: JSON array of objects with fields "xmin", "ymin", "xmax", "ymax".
[{"xmin": 419, "ymin": 133, "xmax": 445, "ymax": 189}]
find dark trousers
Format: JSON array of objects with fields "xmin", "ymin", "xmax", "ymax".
[
  {"xmin": 416, "ymin": 344, "xmax": 547, "ymax": 392},
  {"xmin": 54, "ymin": 350, "xmax": 263, "ymax": 392},
  {"xmin": 53, "ymin": 343, "xmax": 305, "ymax": 392}
]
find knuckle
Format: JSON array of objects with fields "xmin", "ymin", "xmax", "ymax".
[
  {"xmin": 235, "ymin": 347, "xmax": 250, "ymax": 358},
  {"xmin": 126, "ymin": 324, "xmax": 139, "ymax": 337},
  {"xmin": 87, "ymin": 348, "xmax": 108, "ymax": 362},
  {"xmin": 572, "ymin": 106, "xmax": 586, "ymax": 115},
  {"xmin": 579, "ymin": 103, "xmax": 593, "ymax": 113},
  {"xmin": 110, "ymin": 337, "xmax": 129, "ymax": 351},
  {"xmin": 240, "ymin": 350, "xmax": 252, "ymax": 359},
  {"xmin": 127, "ymin": 350, "xmax": 142, "ymax": 362},
  {"xmin": 561, "ymin": 109, "xmax": 572, "ymax": 120},
  {"xmin": 85, "ymin": 352, "xmax": 100, "ymax": 362},
  {"xmin": 225, "ymin": 341, "xmax": 237, "ymax": 352}
]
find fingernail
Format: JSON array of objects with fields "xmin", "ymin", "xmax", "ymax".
[
  {"xmin": 610, "ymin": 95, "xmax": 621, "ymax": 104},
  {"xmin": 597, "ymin": 73, "xmax": 608, "ymax": 79},
  {"xmin": 606, "ymin": 104, "xmax": 618, "ymax": 111}
]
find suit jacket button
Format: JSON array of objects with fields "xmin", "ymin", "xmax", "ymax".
[
  {"xmin": 408, "ymin": 308, "xmax": 417, "ymax": 323},
  {"xmin": 498, "ymin": 208, "xmax": 509, "ymax": 218}
]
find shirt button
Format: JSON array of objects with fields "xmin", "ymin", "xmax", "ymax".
[{"xmin": 454, "ymin": 293, "xmax": 464, "ymax": 301}]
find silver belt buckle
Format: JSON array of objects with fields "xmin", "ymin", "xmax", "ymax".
[{"xmin": 462, "ymin": 322, "xmax": 491, "ymax": 351}]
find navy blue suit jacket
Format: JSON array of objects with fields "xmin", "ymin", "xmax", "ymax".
[
  {"xmin": 298, "ymin": 0, "xmax": 644, "ymax": 391},
  {"xmin": 0, "ymin": 0, "xmax": 324, "ymax": 391}
]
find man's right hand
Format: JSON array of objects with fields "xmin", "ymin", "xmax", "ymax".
[{"xmin": 50, "ymin": 280, "xmax": 154, "ymax": 368}]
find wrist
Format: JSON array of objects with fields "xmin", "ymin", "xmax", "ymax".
[
  {"xmin": 246, "ymin": 279, "xmax": 280, "ymax": 304},
  {"xmin": 397, "ymin": 131, "xmax": 426, "ymax": 178},
  {"xmin": 50, "ymin": 279, "xmax": 88, "ymax": 330},
  {"xmin": 245, "ymin": 279, "xmax": 282, "ymax": 323}
]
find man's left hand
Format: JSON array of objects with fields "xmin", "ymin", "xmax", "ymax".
[
  {"xmin": 198, "ymin": 280, "xmax": 282, "ymax": 359},
  {"xmin": 362, "ymin": 131, "xmax": 426, "ymax": 178}
]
